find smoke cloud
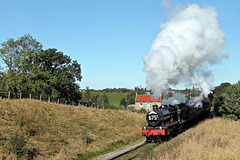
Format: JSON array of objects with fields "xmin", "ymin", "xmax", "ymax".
[
  {"xmin": 162, "ymin": 92, "xmax": 186, "ymax": 105},
  {"xmin": 143, "ymin": 4, "xmax": 228, "ymax": 96}
]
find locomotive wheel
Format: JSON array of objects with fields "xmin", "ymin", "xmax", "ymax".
[
  {"xmin": 163, "ymin": 129, "xmax": 173, "ymax": 141},
  {"xmin": 146, "ymin": 136, "xmax": 153, "ymax": 143},
  {"xmin": 153, "ymin": 136, "xmax": 161, "ymax": 143}
]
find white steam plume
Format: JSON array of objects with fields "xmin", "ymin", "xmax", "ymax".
[
  {"xmin": 143, "ymin": 4, "xmax": 228, "ymax": 97},
  {"xmin": 162, "ymin": 92, "xmax": 186, "ymax": 105}
]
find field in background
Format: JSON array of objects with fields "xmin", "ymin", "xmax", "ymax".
[
  {"xmin": 82, "ymin": 92, "xmax": 128, "ymax": 107},
  {"xmin": 138, "ymin": 118, "xmax": 240, "ymax": 160},
  {"xmin": 0, "ymin": 99, "xmax": 145, "ymax": 159}
]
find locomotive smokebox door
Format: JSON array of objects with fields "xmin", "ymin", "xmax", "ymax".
[{"xmin": 147, "ymin": 111, "xmax": 161, "ymax": 126}]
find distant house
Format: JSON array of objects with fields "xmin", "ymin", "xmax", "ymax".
[{"xmin": 135, "ymin": 92, "xmax": 161, "ymax": 111}]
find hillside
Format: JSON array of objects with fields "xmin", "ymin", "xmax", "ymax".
[
  {"xmin": 138, "ymin": 118, "xmax": 240, "ymax": 160},
  {"xmin": 0, "ymin": 99, "xmax": 145, "ymax": 159}
]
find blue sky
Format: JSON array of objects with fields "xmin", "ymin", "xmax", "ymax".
[{"xmin": 0, "ymin": 0, "xmax": 239, "ymax": 90}]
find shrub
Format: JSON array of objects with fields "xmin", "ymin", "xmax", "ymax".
[
  {"xmin": 9, "ymin": 132, "xmax": 26, "ymax": 159},
  {"xmin": 138, "ymin": 108, "xmax": 147, "ymax": 114},
  {"xmin": 81, "ymin": 129, "xmax": 94, "ymax": 147}
]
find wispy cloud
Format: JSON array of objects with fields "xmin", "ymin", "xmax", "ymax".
[{"xmin": 162, "ymin": 0, "xmax": 171, "ymax": 8}]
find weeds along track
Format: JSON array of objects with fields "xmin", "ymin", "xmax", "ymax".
[
  {"xmin": 107, "ymin": 126, "xmax": 196, "ymax": 160},
  {"xmin": 113, "ymin": 130, "xmax": 193, "ymax": 160}
]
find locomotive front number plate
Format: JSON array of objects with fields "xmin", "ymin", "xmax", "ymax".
[{"xmin": 148, "ymin": 115, "xmax": 158, "ymax": 121}]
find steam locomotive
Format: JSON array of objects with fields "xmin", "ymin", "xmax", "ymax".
[{"xmin": 140, "ymin": 100, "xmax": 210, "ymax": 142}]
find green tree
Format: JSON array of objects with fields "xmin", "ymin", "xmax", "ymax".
[
  {"xmin": 0, "ymin": 35, "xmax": 82, "ymax": 104},
  {"xmin": 120, "ymin": 97, "xmax": 127, "ymax": 107},
  {"xmin": 134, "ymin": 86, "xmax": 146, "ymax": 95},
  {"xmin": 219, "ymin": 81, "xmax": 240, "ymax": 120},
  {"xmin": 34, "ymin": 48, "xmax": 82, "ymax": 104},
  {"xmin": 94, "ymin": 93, "xmax": 109, "ymax": 108},
  {"xmin": 80, "ymin": 86, "xmax": 91, "ymax": 106},
  {"xmin": 0, "ymin": 34, "xmax": 42, "ymax": 98},
  {"xmin": 126, "ymin": 91, "xmax": 136, "ymax": 105},
  {"xmin": 85, "ymin": 87, "xmax": 91, "ymax": 101},
  {"xmin": 209, "ymin": 82, "xmax": 231, "ymax": 116}
]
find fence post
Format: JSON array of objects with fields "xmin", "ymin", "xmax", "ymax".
[
  {"xmin": 8, "ymin": 91, "xmax": 10, "ymax": 99},
  {"xmin": 20, "ymin": 92, "xmax": 22, "ymax": 99},
  {"xmin": 40, "ymin": 95, "xmax": 41, "ymax": 101},
  {"xmin": 30, "ymin": 94, "xmax": 31, "ymax": 100},
  {"xmin": 48, "ymin": 97, "xmax": 50, "ymax": 102},
  {"xmin": 58, "ymin": 99, "xmax": 59, "ymax": 104}
]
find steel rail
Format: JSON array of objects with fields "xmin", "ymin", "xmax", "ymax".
[{"xmin": 98, "ymin": 141, "xmax": 147, "ymax": 160}]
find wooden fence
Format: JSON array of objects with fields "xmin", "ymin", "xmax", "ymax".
[{"xmin": 0, "ymin": 90, "xmax": 126, "ymax": 110}]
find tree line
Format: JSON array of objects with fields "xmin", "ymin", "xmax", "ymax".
[
  {"xmin": 80, "ymin": 86, "xmax": 138, "ymax": 109},
  {"xmin": 0, "ymin": 35, "xmax": 82, "ymax": 104}
]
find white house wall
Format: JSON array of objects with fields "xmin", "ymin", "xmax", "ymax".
[{"xmin": 135, "ymin": 102, "xmax": 161, "ymax": 111}]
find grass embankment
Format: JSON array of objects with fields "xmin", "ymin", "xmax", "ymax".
[
  {"xmin": 138, "ymin": 118, "xmax": 240, "ymax": 160},
  {"xmin": 0, "ymin": 99, "xmax": 145, "ymax": 159}
]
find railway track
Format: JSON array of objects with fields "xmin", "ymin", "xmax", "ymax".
[
  {"xmin": 97, "ymin": 140, "xmax": 163, "ymax": 160},
  {"xmin": 97, "ymin": 141, "xmax": 147, "ymax": 160},
  {"xmin": 97, "ymin": 128, "xmax": 191, "ymax": 160}
]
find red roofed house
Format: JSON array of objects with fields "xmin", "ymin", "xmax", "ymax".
[{"xmin": 135, "ymin": 92, "xmax": 161, "ymax": 111}]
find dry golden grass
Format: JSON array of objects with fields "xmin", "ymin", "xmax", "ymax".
[
  {"xmin": 140, "ymin": 118, "xmax": 240, "ymax": 160},
  {"xmin": 0, "ymin": 99, "xmax": 145, "ymax": 159}
]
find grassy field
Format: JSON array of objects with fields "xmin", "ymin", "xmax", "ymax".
[
  {"xmin": 0, "ymin": 99, "xmax": 145, "ymax": 159},
  {"xmin": 82, "ymin": 92, "xmax": 128, "ymax": 107},
  {"xmin": 137, "ymin": 118, "xmax": 240, "ymax": 160}
]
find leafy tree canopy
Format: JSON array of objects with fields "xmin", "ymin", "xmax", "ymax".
[
  {"xmin": 120, "ymin": 97, "xmax": 127, "ymax": 107},
  {"xmin": 208, "ymin": 82, "xmax": 231, "ymax": 116},
  {"xmin": 126, "ymin": 91, "xmax": 136, "ymax": 105},
  {"xmin": 0, "ymin": 35, "xmax": 82, "ymax": 104},
  {"xmin": 219, "ymin": 81, "xmax": 240, "ymax": 120},
  {"xmin": 93, "ymin": 93, "xmax": 109, "ymax": 107}
]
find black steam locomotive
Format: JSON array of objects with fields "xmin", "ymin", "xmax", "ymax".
[{"xmin": 140, "ymin": 100, "xmax": 210, "ymax": 142}]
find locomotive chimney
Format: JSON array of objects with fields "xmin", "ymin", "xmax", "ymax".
[{"xmin": 153, "ymin": 105, "xmax": 158, "ymax": 111}]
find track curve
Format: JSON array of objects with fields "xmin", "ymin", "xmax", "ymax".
[{"xmin": 98, "ymin": 141, "xmax": 147, "ymax": 160}]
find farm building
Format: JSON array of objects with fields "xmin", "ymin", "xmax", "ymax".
[{"xmin": 135, "ymin": 92, "xmax": 161, "ymax": 111}]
